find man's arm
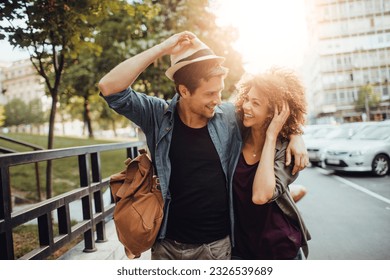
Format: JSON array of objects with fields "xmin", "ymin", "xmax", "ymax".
[
  {"xmin": 286, "ymin": 134, "xmax": 309, "ymax": 175},
  {"xmin": 98, "ymin": 31, "xmax": 196, "ymax": 96}
]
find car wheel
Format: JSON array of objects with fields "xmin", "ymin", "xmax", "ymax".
[{"xmin": 371, "ymin": 154, "xmax": 389, "ymax": 176}]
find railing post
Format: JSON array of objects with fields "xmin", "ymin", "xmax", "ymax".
[
  {"xmin": 127, "ymin": 146, "xmax": 138, "ymax": 159},
  {"xmin": 34, "ymin": 162, "xmax": 41, "ymax": 201},
  {"xmin": 90, "ymin": 152, "xmax": 107, "ymax": 243},
  {"xmin": 78, "ymin": 154, "xmax": 96, "ymax": 253},
  {"xmin": 37, "ymin": 213, "xmax": 53, "ymax": 247},
  {"xmin": 0, "ymin": 167, "xmax": 14, "ymax": 259},
  {"xmin": 57, "ymin": 204, "xmax": 71, "ymax": 235}
]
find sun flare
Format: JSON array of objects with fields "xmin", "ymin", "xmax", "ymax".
[{"xmin": 212, "ymin": 0, "xmax": 308, "ymax": 74}]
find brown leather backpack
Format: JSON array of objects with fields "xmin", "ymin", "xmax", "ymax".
[{"xmin": 110, "ymin": 149, "xmax": 164, "ymax": 258}]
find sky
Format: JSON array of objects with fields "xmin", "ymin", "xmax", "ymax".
[
  {"xmin": 0, "ymin": 0, "xmax": 309, "ymax": 72},
  {"xmin": 0, "ymin": 40, "xmax": 30, "ymax": 62}
]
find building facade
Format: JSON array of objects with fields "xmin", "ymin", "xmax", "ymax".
[
  {"xmin": 304, "ymin": 0, "xmax": 390, "ymax": 123},
  {"xmin": 0, "ymin": 58, "xmax": 46, "ymax": 105}
]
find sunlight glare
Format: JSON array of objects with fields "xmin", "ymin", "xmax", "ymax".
[{"xmin": 212, "ymin": 0, "xmax": 308, "ymax": 74}]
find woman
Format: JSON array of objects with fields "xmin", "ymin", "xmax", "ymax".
[{"xmin": 232, "ymin": 67, "xmax": 311, "ymax": 260}]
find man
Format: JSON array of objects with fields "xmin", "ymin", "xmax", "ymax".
[{"xmin": 98, "ymin": 31, "xmax": 308, "ymax": 260}]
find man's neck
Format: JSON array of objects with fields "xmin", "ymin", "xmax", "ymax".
[{"xmin": 177, "ymin": 102, "xmax": 208, "ymax": 128}]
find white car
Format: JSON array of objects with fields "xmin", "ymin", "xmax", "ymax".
[
  {"xmin": 302, "ymin": 124, "xmax": 335, "ymax": 143},
  {"xmin": 305, "ymin": 122, "xmax": 377, "ymax": 166},
  {"xmin": 322, "ymin": 122, "xmax": 390, "ymax": 176}
]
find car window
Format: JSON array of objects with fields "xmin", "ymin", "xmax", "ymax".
[
  {"xmin": 351, "ymin": 125, "xmax": 390, "ymax": 140},
  {"xmin": 325, "ymin": 125, "xmax": 355, "ymax": 139},
  {"xmin": 312, "ymin": 127, "xmax": 336, "ymax": 138}
]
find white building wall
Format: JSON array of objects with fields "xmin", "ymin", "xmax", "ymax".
[
  {"xmin": 304, "ymin": 0, "xmax": 390, "ymax": 122},
  {"xmin": 1, "ymin": 58, "xmax": 46, "ymax": 104}
]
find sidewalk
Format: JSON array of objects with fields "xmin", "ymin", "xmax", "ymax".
[
  {"xmin": 59, "ymin": 218, "xmax": 151, "ymax": 260},
  {"xmin": 13, "ymin": 190, "xmax": 152, "ymax": 260}
]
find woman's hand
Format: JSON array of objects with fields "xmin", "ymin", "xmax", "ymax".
[{"xmin": 266, "ymin": 101, "xmax": 290, "ymax": 141}]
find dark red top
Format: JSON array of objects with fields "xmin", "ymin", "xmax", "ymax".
[{"xmin": 232, "ymin": 153, "xmax": 302, "ymax": 259}]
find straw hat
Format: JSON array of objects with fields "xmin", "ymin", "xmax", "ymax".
[{"xmin": 165, "ymin": 37, "xmax": 225, "ymax": 81}]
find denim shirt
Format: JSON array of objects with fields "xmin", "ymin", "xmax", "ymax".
[{"xmin": 102, "ymin": 88, "xmax": 242, "ymax": 242}]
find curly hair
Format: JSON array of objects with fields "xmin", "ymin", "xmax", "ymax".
[{"xmin": 234, "ymin": 67, "xmax": 307, "ymax": 140}]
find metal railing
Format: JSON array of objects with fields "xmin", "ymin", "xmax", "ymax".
[
  {"xmin": 0, "ymin": 140, "xmax": 144, "ymax": 260},
  {"xmin": 0, "ymin": 135, "xmax": 44, "ymax": 202}
]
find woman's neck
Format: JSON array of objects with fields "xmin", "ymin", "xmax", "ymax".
[
  {"xmin": 249, "ymin": 126, "xmax": 266, "ymax": 147},
  {"xmin": 243, "ymin": 127, "xmax": 267, "ymax": 161}
]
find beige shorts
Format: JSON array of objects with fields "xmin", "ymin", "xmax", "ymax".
[{"xmin": 151, "ymin": 235, "xmax": 231, "ymax": 260}]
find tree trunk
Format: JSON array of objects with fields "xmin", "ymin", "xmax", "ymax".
[
  {"xmin": 365, "ymin": 94, "xmax": 371, "ymax": 121},
  {"xmin": 111, "ymin": 119, "xmax": 117, "ymax": 137},
  {"xmin": 84, "ymin": 98, "xmax": 94, "ymax": 139},
  {"xmin": 45, "ymin": 94, "xmax": 58, "ymax": 199}
]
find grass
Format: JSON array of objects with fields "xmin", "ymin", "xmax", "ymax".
[
  {"xmin": 1, "ymin": 132, "xmax": 139, "ymax": 259},
  {"xmin": 13, "ymin": 221, "xmax": 82, "ymax": 259},
  {"xmin": 1, "ymin": 133, "xmax": 132, "ymax": 200}
]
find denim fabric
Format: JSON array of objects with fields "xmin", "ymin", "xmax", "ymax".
[{"xmin": 102, "ymin": 88, "xmax": 242, "ymax": 242}]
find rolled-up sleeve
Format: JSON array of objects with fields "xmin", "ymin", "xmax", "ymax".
[{"xmin": 100, "ymin": 88, "xmax": 167, "ymax": 130}]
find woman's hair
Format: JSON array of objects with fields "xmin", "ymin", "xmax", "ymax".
[
  {"xmin": 173, "ymin": 59, "xmax": 229, "ymax": 94},
  {"xmin": 234, "ymin": 67, "xmax": 307, "ymax": 139}
]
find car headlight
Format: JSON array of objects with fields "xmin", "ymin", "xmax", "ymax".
[{"xmin": 349, "ymin": 150, "xmax": 365, "ymax": 157}]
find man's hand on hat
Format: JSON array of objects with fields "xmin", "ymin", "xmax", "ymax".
[{"xmin": 159, "ymin": 31, "xmax": 196, "ymax": 56}]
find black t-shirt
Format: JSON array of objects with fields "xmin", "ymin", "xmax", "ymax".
[{"xmin": 166, "ymin": 110, "xmax": 229, "ymax": 244}]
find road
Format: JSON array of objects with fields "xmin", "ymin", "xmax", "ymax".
[{"xmin": 294, "ymin": 167, "xmax": 390, "ymax": 260}]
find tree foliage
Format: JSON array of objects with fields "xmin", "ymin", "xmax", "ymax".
[
  {"xmin": 3, "ymin": 98, "xmax": 46, "ymax": 127},
  {"xmin": 0, "ymin": 0, "xmax": 123, "ymax": 198},
  {"xmin": 0, "ymin": 0, "xmax": 119, "ymax": 148},
  {"xmin": 59, "ymin": 0, "xmax": 244, "ymax": 138},
  {"xmin": 1, "ymin": 0, "xmax": 244, "ymax": 140},
  {"xmin": 0, "ymin": 105, "xmax": 5, "ymax": 127},
  {"xmin": 58, "ymin": 0, "xmax": 158, "ymax": 138},
  {"xmin": 355, "ymin": 84, "xmax": 381, "ymax": 109},
  {"xmin": 4, "ymin": 98, "xmax": 27, "ymax": 127},
  {"xmin": 355, "ymin": 84, "xmax": 382, "ymax": 121}
]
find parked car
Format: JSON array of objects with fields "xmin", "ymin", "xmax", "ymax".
[
  {"xmin": 302, "ymin": 124, "xmax": 336, "ymax": 143},
  {"xmin": 305, "ymin": 122, "xmax": 377, "ymax": 166},
  {"xmin": 322, "ymin": 122, "xmax": 390, "ymax": 176}
]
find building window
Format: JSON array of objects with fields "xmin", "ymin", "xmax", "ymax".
[
  {"xmin": 370, "ymin": 18, "xmax": 375, "ymax": 27},
  {"xmin": 383, "ymin": 87, "xmax": 389, "ymax": 97}
]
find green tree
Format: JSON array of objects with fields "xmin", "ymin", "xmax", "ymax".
[
  {"xmin": 0, "ymin": 105, "xmax": 5, "ymax": 127},
  {"xmin": 55, "ymin": 0, "xmax": 244, "ymax": 137},
  {"xmin": 26, "ymin": 98, "xmax": 47, "ymax": 133},
  {"xmin": 355, "ymin": 84, "xmax": 381, "ymax": 121},
  {"xmin": 4, "ymin": 98, "xmax": 28, "ymax": 128},
  {"xmin": 0, "ymin": 0, "xmax": 121, "ymax": 198},
  {"xmin": 3, "ymin": 98, "xmax": 46, "ymax": 131},
  {"xmin": 58, "ymin": 1, "xmax": 158, "ymax": 138}
]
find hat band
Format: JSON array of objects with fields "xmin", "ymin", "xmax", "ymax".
[{"xmin": 175, "ymin": 49, "xmax": 215, "ymax": 64}]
